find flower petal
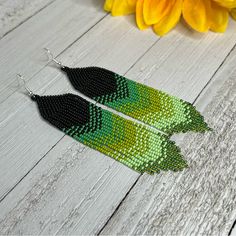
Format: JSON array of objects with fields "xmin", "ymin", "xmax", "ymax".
[
  {"xmin": 210, "ymin": 1, "xmax": 229, "ymax": 32},
  {"xmin": 213, "ymin": 0, "xmax": 236, "ymax": 8},
  {"xmin": 111, "ymin": 0, "xmax": 137, "ymax": 16},
  {"xmin": 231, "ymin": 8, "xmax": 236, "ymax": 19},
  {"xmin": 153, "ymin": 0, "xmax": 182, "ymax": 36},
  {"xmin": 104, "ymin": 0, "xmax": 114, "ymax": 12},
  {"xmin": 143, "ymin": 0, "xmax": 172, "ymax": 25},
  {"xmin": 183, "ymin": 0, "xmax": 211, "ymax": 32},
  {"xmin": 136, "ymin": 0, "xmax": 149, "ymax": 29}
]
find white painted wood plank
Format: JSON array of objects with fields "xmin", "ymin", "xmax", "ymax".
[
  {"xmin": 0, "ymin": 0, "xmax": 106, "ymax": 104},
  {"xmin": 232, "ymin": 226, "xmax": 236, "ymax": 236},
  {"xmin": 0, "ymin": 139, "xmax": 139, "ymax": 235},
  {"xmin": 0, "ymin": 0, "xmax": 55, "ymax": 38},
  {"xmin": 101, "ymin": 45, "xmax": 236, "ymax": 235},
  {"xmin": 1, "ymin": 19, "xmax": 236, "ymax": 235}
]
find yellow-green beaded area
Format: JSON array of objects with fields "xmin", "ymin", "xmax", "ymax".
[{"xmin": 63, "ymin": 104, "xmax": 188, "ymax": 174}]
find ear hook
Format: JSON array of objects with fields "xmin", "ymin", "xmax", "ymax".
[
  {"xmin": 44, "ymin": 48, "xmax": 65, "ymax": 68},
  {"xmin": 17, "ymin": 74, "xmax": 35, "ymax": 98}
]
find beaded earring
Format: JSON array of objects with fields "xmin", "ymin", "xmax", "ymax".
[
  {"xmin": 18, "ymin": 74, "xmax": 187, "ymax": 175},
  {"xmin": 45, "ymin": 49, "xmax": 211, "ymax": 137}
]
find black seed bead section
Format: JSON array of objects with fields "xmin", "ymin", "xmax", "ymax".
[
  {"xmin": 61, "ymin": 66, "xmax": 118, "ymax": 98},
  {"xmin": 33, "ymin": 93, "xmax": 100, "ymax": 132}
]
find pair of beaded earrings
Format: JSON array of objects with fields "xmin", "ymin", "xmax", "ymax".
[{"xmin": 19, "ymin": 49, "xmax": 211, "ymax": 175}]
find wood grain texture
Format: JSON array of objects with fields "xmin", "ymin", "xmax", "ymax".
[
  {"xmin": 232, "ymin": 225, "xmax": 236, "ymax": 236},
  {"xmin": 101, "ymin": 47, "xmax": 236, "ymax": 236},
  {"xmin": 0, "ymin": 0, "xmax": 106, "ymax": 104},
  {"xmin": 0, "ymin": 0, "xmax": 55, "ymax": 38},
  {"xmin": 0, "ymin": 139, "xmax": 139, "ymax": 235},
  {"xmin": 0, "ymin": 1, "xmax": 236, "ymax": 235}
]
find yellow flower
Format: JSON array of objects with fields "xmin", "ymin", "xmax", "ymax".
[
  {"xmin": 104, "ymin": 0, "xmax": 236, "ymax": 36},
  {"xmin": 104, "ymin": 0, "xmax": 137, "ymax": 16},
  {"xmin": 231, "ymin": 8, "xmax": 236, "ymax": 19}
]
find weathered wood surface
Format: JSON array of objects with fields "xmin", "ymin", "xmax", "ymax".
[
  {"xmin": 0, "ymin": 0, "xmax": 55, "ymax": 38},
  {"xmin": 0, "ymin": 1, "xmax": 236, "ymax": 235}
]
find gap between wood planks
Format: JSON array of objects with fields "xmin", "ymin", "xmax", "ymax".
[
  {"xmin": 193, "ymin": 42, "xmax": 236, "ymax": 105},
  {"xmin": 229, "ymin": 220, "xmax": 236, "ymax": 235}
]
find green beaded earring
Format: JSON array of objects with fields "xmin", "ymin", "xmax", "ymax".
[
  {"xmin": 45, "ymin": 48, "xmax": 211, "ymax": 137},
  {"xmin": 18, "ymin": 74, "xmax": 187, "ymax": 175}
]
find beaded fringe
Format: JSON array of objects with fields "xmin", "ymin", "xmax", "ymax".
[
  {"xmin": 62, "ymin": 66, "xmax": 211, "ymax": 136},
  {"xmin": 33, "ymin": 93, "xmax": 188, "ymax": 174}
]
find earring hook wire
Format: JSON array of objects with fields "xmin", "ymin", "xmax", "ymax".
[
  {"xmin": 44, "ymin": 48, "xmax": 65, "ymax": 68},
  {"xmin": 17, "ymin": 74, "xmax": 35, "ymax": 98}
]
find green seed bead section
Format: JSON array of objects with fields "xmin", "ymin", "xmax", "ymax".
[
  {"xmin": 63, "ymin": 103, "xmax": 188, "ymax": 174},
  {"xmin": 93, "ymin": 74, "xmax": 211, "ymax": 136}
]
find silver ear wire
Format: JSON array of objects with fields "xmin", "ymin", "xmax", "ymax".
[
  {"xmin": 17, "ymin": 74, "xmax": 35, "ymax": 98},
  {"xmin": 44, "ymin": 48, "xmax": 65, "ymax": 68}
]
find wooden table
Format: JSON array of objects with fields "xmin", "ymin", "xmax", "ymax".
[{"xmin": 0, "ymin": 1, "xmax": 236, "ymax": 235}]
